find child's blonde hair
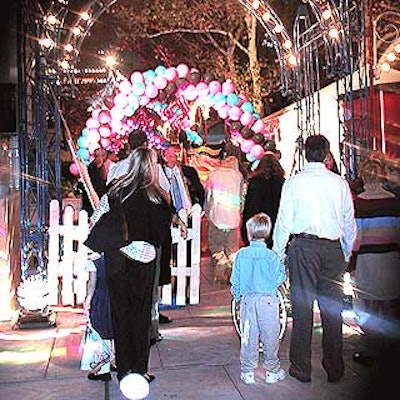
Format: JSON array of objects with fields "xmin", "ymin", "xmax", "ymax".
[{"xmin": 246, "ymin": 213, "xmax": 272, "ymax": 241}]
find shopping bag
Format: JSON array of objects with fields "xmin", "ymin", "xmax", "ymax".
[{"xmin": 80, "ymin": 321, "xmax": 114, "ymax": 373}]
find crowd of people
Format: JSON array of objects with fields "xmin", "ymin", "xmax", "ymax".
[{"xmin": 78, "ymin": 129, "xmax": 399, "ymax": 398}]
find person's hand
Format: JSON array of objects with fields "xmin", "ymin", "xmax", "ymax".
[
  {"xmin": 83, "ymin": 297, "xmax": 91, "ymax": 316},
  {"xmin": 179, "ymin": 222, "xmax": 188, "ymax": 239}
]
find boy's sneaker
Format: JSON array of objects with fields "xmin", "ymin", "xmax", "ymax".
[
  {"xmin": 265, "ymin": 369, "xmax": 286, "ymax": 384},
  {"xmin": 240, "ymin": 371, "xmax": 255, "ymax": 384}
]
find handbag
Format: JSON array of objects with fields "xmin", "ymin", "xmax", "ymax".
[{"xmin": 80, "ymin": 320, "xmax": 114, "ymax": 373}]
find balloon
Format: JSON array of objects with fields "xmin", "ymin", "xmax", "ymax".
[
  {"xmin": 209, "ymin": 80, "xmax": 222, "ymax": 95},
  {"xmin": 240, "ymin": 111, "xmax": 254, "ymax": 127},
  {"xmin": 222, "ymin": 80, "xmax": 235, "ymax": 96},
  {"xmin": 251, "ymin": 119, "xmax": 265, "ymax": 133},
  {"xmin": 253, "ymin": 132, "xmax": 265, "ymax": 144},
  {"xmin": 240, "ymin": 101, "xmax": 254, "ymax": 113},
  {"xmin": 176, "ymin": 63, "xmax": 190, "ymax": 78},
  {"xmin": 228, "ymin": 106, "xmax": 242, "ymax": 121},
  {"xmin": 69, "ymin": 162, "xmax": 79, "ymax": 176},
  {"xmin": 250, "ymin": 144, "xmax": 266, "ymax": 160},
  {"xmin": 98, "ymin": 110, "xmax": 111, "ymax": 125},
  {"xmin": 188, "ymin": 69, "xmax": 201, "ymax": 84},
  {"xmin": 226, "ymin": 93, "xmax": 239, "ymax": 106},
  {"xmin": 246, "ymin": 153, "xmax": 257, "ymax": 162},
  {"xmin": 184, "ymin": 84, "xmax": 198, "ymax": 101},
  {"xmin": 165, "ymin": 67, "xmax": 178, "ymax": 82},
  {"xmin": 99, "ymin": 125, "xmax": 111, "ymax": 138},
  {"xmin": 203, "ymin": 72, "xmax": 215, "ymax": 83},
  {"xmin": 119, "ymin": 373, "xmax": 149, "ymax": 400},
  {"xmin": 77, "ymin": 147, "xmax": 90, "ymax": 161},
  {"xmin": 132, "ymin": 81, "xmax": 146, "ymax": 96},
  {"xmin": 130, "ymin": 71, "xmax": 144, "ymax": 83},
  {"xmin": 241, "ymin": 127, "xmax": 253, "ymax": 139},
  {"xmin": 91, "ymin": 109, "xmax": 101, "ymax": 120},
  {"xmin": 154, "ymin": 75, "xmax": 167, "ymax": 90},
  {"xmin": 86, "ymin": 117, "xmax": 100, "ymax": 129},
  {"xmin": 87, "ymin": 129, "xmax": 101, "ymax": 143},
  {"xmin": 240, "ymin": 138, "xmax": 255, "ymax": 153},
  {"xmin": 77, "ymin": 136, "xmax": 89, "ymax": 149},
  {"xmin": 139, "ymin": 95, "xmax": 150, "ymax": 106},
  {"xmin": 100, "ymin": 138, "xmax": 111, "ymax": 149},
  {"xmin": 165, "ymin": 82, "xmax": 177, "ymax": 95},
  {"xmin": 110, "ymin": 106, "xmax": 125, "ymax": 121},
  {"xmin": 118, "ymin": 79, "xmax": 132, "ymax": 93},
  {"xmin": 145, "ymin": 83, "xmax": 158, "ymax": 99},
  {"xmin": 217, "ymin": 105, "xmax": 230, "ymax": 119},
  {"xmin": 144, "ymin": 69, "xmax": 156, "ymax": 83},
  {"xmin": 114, "ymin": 92, "xmax": 128, "ymax": 108},
  {"xmin": 155, "ymin": 65, "xmax": 167, "ymax": 76}
]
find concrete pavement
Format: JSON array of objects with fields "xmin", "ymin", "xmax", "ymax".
[{"xmin": 0, "ymin": 256, "xmax": 376, "ymax": 400}]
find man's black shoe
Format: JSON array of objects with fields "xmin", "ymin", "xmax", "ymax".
[
  {"xmin": 159, "ymin": 313, "xmax": 172, "ymax": 324},
  {"xmin": 87, "ymin": 372, "xmax": 111, "ymax": 381},
  {"xmin": 288, "ymin": 366, "xmax": 311, "ymax": 382}
]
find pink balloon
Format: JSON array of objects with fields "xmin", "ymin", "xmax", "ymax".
[
  {"xmin": 250, "ymin": 144, "xmax": 265, "ymax": 160},
  {"xmin": 139, "ymin": 95, "xmax": 150, "ymax": 106},
  {"xmin": 228, "ymin": 106, "xmax": 242, "ymax": 121},
  {"xmin": 110, "ymin": 106, "xmax": 125, "ymax": 121},
  {"xmin": 222, "ymin": 80, "xmax": 235, "ymax": 96},
  {"xmin": 91, "ymin": 109, "xmax": 101, "ymax": 120},
  {"xmin": 114, "ymin": 92, "xmax": 128, "ymax": 108},
  {"xmin": 240, "ymin": 111, "xmax": 254, "ymax": 126},
  {"xmin": 145, "ymin": 83, "xmax": 158, "ymax": 99},
  {"xmin": 217, "ymin": 105, "xmax": 230, "ymax": 119},
  {"xmin": 251, "ymin": 119, "xmax": 266, "ymax": 133},
  {"xmin": 154, "ymin": 75, "xmax": 167, "ymax": 90},
  {"xmin": 208, "ymin": 80, "xmax": 222, "ymax": 95},
  {"xmin": 130, "ymin": 71, "xmax": 144, "ymax": 83},
  {"xmin": 119, "ymin": 79, "xmax": 132, "ymax": 93},
  {"xmin": 196, "ymin": 82, "xmax": 208, "ymax": 92},
  {"xmin": 87, "ymin": 129, "xmax": 100, "ymax": 143},
  {"xmin": 98, "ymin": 110, "xmax": 111, "ymax": 125},
  {"xmin": 240, "ymin": 138, "xmax": 255, "ymax": 153},
  {"xmin": 165, "ymin": 67, "xmax": 178, "ymax": 82},
  {"xmin": 86, "ymin": 117, "xmax": 100, "ymax": 129},
  {"xmin": 100, "ymin": 138, "xmax": 111, "ymax": 149},
  {"xmin": 69, "ymin": 163, "xmax": 79, "ymax": 176},
  {"xmin": 184, "ymin": 84, "xmax": 197, "ymax": 101},
  {"xmin": 99, "ymin": 125, "xmax": 111, "ymax": 138},
  {"xmin": 88, "ymin": 141, "xmax": 100, "ymax": 154},
  {"xmin": 176, "ymin": 63, "xmax": 190, "ymax": 78}
]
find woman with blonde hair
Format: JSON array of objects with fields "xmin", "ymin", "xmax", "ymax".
[{"xmin": 85, "ymin": 147, "xmax": 172, "ymax": 387}]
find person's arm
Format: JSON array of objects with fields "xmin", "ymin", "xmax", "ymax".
[
  {"xmin": 230, "ymin": 252, "xmax": 241, "ymax": 301},
  {"xmin": 341, "ymin": 181, "xmax": 357, "ymax": 262},
  {"xmin": 83, "ymin": 270, "xmax": 97, "ymax": 313}
]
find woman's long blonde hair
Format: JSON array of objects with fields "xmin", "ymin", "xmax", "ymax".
[{"xmin": 108, "ymin": 147, "xmax": 163, "ymax": 204}]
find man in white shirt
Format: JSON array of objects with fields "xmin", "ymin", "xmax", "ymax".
[
  {"xmin": 205, "ymin": 155, "xmax": 244, "ymax": 284},
  {"xmin": 272, "ymin": 134, "xmax": 357, "ymax": 384}
]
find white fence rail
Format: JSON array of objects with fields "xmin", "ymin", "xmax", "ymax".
[{"xmin": 47, "ymin": 199, "xmax": 201, "ymax": 307}]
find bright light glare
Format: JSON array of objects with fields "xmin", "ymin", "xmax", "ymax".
[
  {"xmin": 105, "ymin": 55, "xmax": 117, "ymax": 67},
  {"xmin": 72, "ymin": 26, "xmax": 82, "ymax": 36},
  {"xmin": 64, "ymin": 43, "xmax": 73, "ymax": 52},
  {"xmin": 387, "ymin": 52, "xmax": 396, "ymax": 62},
  {"xmin": 395, "ymin": 44, "xmax": 400, "ymax": 54},
  {"xmin": 322, "ymin": 9, "xmax": 332, "ymax": 20},
  {"xmin": 40, "ymin": 37, "xmax": 54, "ymax": 49},
  {"xmin": 81, "ymin": 11, "xmax": 90, "ymax": 21},
  {"xmin": 328, "ymin": 27, "xmax": 339, "ymax": 39},
  {"xmin": 262, "ymin": 11, "xmax": 271, "ymax": 21},
  {"xmin": 381, "ymin": 62, "xmax": 391, "ymax": 72}
]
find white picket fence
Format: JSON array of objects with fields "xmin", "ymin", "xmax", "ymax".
[{"xmin": 47, "ymin": 199, "xmax": 202, "ymax": 307}]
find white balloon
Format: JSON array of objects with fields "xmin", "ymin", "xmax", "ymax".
[{"xmin": 119, "ymin": 373, "xmax": 150, "ymax": 400}]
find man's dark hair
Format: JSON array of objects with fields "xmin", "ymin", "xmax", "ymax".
[
  {"xmin": 305, "ymin": 135, "xmax": 330, "ymax": 162},
  {"xmin": 129, "ymin": 129, "xmax": 148, "ymax": 150}
]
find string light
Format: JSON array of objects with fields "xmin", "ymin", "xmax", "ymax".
[{"xmin": 381, "ymin": 62, "xmax": 391, "ymax": 73}]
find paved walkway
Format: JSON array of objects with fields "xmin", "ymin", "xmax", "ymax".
[{"xmin": 0, "ymin": 256, "xmax": 377, "ymax": 400}]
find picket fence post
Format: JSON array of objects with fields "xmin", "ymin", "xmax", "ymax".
[
  {"xmin": 47, "ymin": 199, "xmax": 89, "ymax": 306},
  {"xmin": 161, "ymin": 204, "xmax": 202, "ymax": 306}
]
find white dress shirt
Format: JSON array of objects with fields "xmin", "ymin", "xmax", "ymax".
[{"xmin": 272, "ymin": 162, "xmax": 357, "ymax": 262}]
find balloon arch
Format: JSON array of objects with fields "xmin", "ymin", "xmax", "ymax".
[{"xmin": 72, "ymin": 63, "xmax": 272, "ymax": 175}]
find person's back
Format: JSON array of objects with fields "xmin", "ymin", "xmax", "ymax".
[
  {"xmin": 230, "ymin": 213, "xmax": 286, "ymax": 385},
  {"xmin": 272, "ymin": 134, "xmax": 357, "ymax": 384},
  {"xmin": 206, "ymin": 156, "xmax": 243, "ymax": 230}
]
